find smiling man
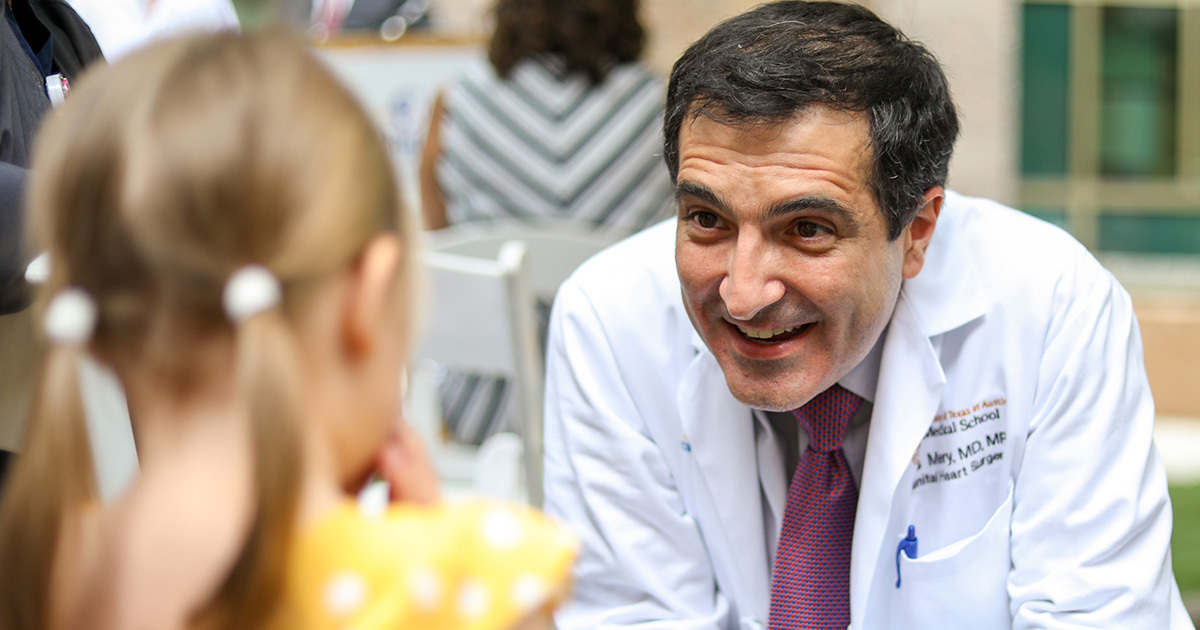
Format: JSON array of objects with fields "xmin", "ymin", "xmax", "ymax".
[{"xmin": 541, "ymin": 2, "xmax": 1192, "ymax": 629}]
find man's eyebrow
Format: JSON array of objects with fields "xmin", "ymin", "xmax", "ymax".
[
  {"xmin": 766, "ymin": 196, "xmax": 860, "ymax": 230},
  {"xmin": 675, "ymin": 181, "xmax": 730, "ymax": 212},
  {"xmin": 675, "ymin": 181, "xmax": 863, "ymax": 231}
]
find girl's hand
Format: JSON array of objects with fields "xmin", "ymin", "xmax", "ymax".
[{"xmin": 375, "ymin": 421, "xmax": 440, "ymax": 505}]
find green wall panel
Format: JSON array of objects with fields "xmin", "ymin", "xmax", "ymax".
[
  {"xmin": 1021, "ymin": 4, "xmax": 1072, "ymax": 177},
  {"xmin": 1099, "ymin": 213, "xmax": 1200, "ymax": 253},
  {"xmin": 1100, "ymin": 7, "xmax": 1179, "ymax": 177}
]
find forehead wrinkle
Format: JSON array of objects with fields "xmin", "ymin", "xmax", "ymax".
[{"xmin": 682, "ymin": 138, "xmax": 869, "ymax": 205}]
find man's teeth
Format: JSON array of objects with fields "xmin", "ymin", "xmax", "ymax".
[{"xmin": 737, "ymin": 324, "xmax": 803, "ymax": 339}]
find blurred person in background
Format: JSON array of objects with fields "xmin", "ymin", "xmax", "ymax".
[
  {"xmin": 3, "ymin": 0, "xmax": 51, "ymax": 170},
  {"xmin": 419, "ymin": 0, "xmax": 672, "ymax": 234},
  {"xmin": 0, "ymin": 162, "xmax": 26, "ymax": 495},
  {"xmin": 3, "ymin": 0, "xmax": 103, "ymax": 306},
  {"xmin": 14, "ymin": 0, "xmax": 105, "ymax": 80},
  {"xmin": 0, "ymin": 160, "xmax": 25, "ymax": 506},
  {"xmin": 0, "ymin": 163, "xmax": 29, "ymax": 315},
  {"xmin": 3, "ymin": 0, "xmax": 104, "ymax": 142},
  {"xmin": 1, "ymin": 0, "xmax": 41, "ymax": 311},
  {"xmin": 0, "ymin": 30, "xmax": 573, "ymax": 630},
  {"xmin": 419, "ymin": 0, "xmax": 673, "ymax": 444},
  {"xmin": 2, "ymin": 0, "xmax": 104, "ymax": 489}
]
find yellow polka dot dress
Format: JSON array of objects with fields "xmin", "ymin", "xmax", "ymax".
[{"xmin": 267, "ymin": 500, "xmax": 577, "ymax": 629}]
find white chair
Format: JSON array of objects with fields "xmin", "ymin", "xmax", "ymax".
[
  {"xmin": 419, "ymin": 222, "xmax": 625, "ymax": 505},
  {"xmin": 410, "ymin": 241, "xmax": 545, "ymax": 504},
  {"xmin": 425, "ymin": 219, "xmax": 625, "ymax": 302}
]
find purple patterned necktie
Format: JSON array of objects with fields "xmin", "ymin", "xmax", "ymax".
[{"xmin": 769, "ymin": 384, "xmax": 863, "ymax": 629}]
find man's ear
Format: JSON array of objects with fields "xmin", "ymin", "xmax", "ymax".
[
  {"xmin": 901, "ymin": 186, "xmax": 943, "ymax": 280},
  {"xmin": 342, "ymin": 234, "xmax": 404, "ymax": 358}
]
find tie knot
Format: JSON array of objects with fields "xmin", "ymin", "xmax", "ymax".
[{"xmin": 792, "ymin": 384, "xmax": 863, "ymax": 452}]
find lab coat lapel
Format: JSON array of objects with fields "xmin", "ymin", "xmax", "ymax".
[
  {"xmin": 850, "ymin": 294, "xmax": 945, "ymax": 625},
  {"xmin": 678, "ymin": 333, "xmax": 772, "ymax": 621},
  {"xmin": 849, "ymin": 195, "xmax": 987, "ymax": 625}
]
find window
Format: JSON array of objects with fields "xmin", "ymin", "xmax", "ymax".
[{"xmin": 1020, "ymin": 1, "xmax": 1200, "ymax": 254}]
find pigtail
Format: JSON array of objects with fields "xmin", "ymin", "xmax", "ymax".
[
  {"xmin": 0, "ymin": 343, "xmax": 97, "ymax": 630},
  {"xmin": 193, "ymin": 297, "xmax": 305, "ymax": 628}
]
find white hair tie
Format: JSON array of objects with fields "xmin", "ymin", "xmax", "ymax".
[
  {"xmin": 45, "ymin": 287, "xmax": 97, "ymax": 346},
  {"xmin": 222, "ymin": 265, "xmax": 282, "ymax": 322},
  {"xmin": 25, "ymin": 252, "xmax": 50, "ymax": 285}
]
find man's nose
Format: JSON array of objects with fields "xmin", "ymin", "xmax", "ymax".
[{"xmin": 718, "ymin": 236, "xmax": 785, "ymax": 321}]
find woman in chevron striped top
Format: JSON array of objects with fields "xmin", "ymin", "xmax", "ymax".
[
  {"xmin": 419, "ymin": 0, "xmax": 674, "ymax": 235},
  {"xmin": 419, "ymin": 0, "xmax": 674, "ymax": 444}
]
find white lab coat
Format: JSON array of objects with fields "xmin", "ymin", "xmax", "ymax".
[{"xmin": 543, "ymin": 192, "xmax": 1193, "ymax": 629}]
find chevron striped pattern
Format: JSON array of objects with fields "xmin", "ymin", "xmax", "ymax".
[{"xmin": 437, "ymin": 55, "xmax": 674, "ymax": 233}]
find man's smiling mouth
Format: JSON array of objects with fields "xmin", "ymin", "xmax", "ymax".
[{"xmin": 732, "ymin": 322, "xmax": 814, "ymax": 344}]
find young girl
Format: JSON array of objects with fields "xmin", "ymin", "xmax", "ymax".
[{"xmin": 0, "ymin": 31, "xmax": 574, "ymax": 630}]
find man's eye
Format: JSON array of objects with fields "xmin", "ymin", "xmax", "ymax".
[
  {"xmin": 796, "ymin": 221, "xmax": 830, "ymax": 238},
  {"xmin": 692, "ymin": 211, "xmax": 720, "ymax": 229}
]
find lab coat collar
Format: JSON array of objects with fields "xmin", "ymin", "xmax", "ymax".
[
  {"xmin": 845, "ymin": 194, "xmax": 985, "ymax": 623},
  {"xmin": 849, "ymin": 292, "xmax": 946, "ymax": 625},
  {"xmin": 678, "ymin": 348, "xmax": 772, "ymax": 622}
]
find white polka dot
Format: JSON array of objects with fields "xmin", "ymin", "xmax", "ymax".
[
  {"xmin": 409, "ymin": 566, "xmax": 442, "ymax": 611},
  {"xmin": 511, "ymin": 574, "xmax": 548, "ymax": 613},
  {"xmin": 481, "ymin": 508, "xmax": 524, "ymax": 550},
  {"xmin": 324, "ymin": 572, "xmax": 368, "ymax": 618},
  {"xmin": 457, "ymin": 579, "xmax": 491, "ymax": 619}
]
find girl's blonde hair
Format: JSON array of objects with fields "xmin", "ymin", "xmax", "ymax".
[{"xmin": 0, "ymin": 30, "xmax": 413, "ymax": 629}]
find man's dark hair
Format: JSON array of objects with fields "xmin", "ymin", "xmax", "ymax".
[
  {"xmin": 664, "ymin": 1, "xmax": 959, "ymax": 239},
  {"xmin": 488, "ymin": 0, "xmax": 644, "ymax": 85}
]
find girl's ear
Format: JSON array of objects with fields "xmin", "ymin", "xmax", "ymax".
[{"xmin": 341, "ymin": 234, "xmax": 404, "ymax": 358}]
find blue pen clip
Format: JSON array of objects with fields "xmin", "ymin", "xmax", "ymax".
[{"xmin": 895, "ymin": 525, "xmax": 918, "ymax": 588}]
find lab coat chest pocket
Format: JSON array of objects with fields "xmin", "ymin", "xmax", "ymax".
[{"xmin": 890, "ymin": 482, "xmax": 1014, "ymax": 629}]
